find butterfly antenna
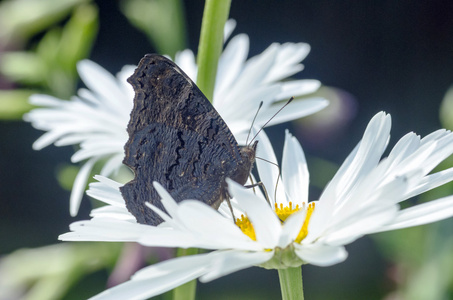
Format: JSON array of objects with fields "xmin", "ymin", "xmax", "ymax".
[
  {"xmin": 246, "ymin": 101, "xmax": 264, "ymax": 145},
  {"xmin": 249, "ymin": 97, "xmax": 294, "ymax": 145}
]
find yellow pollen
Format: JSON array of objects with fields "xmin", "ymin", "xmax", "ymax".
[
  {"xmin": 295, "ymin": 202, "xmax": 316, "ymax": 243},
  {"xmin": 235, "ymin": 214, "xmax": 256, "ymax": 241},
  {"xmin": 235, "ymin": 202, "xmax": 316, "ymax": 244},
  {"xmin": 274, "ymin": 201, "xmax": 300, "ymax": 222}
]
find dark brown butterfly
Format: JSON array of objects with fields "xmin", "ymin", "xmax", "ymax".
[{"xmin": 121, "ymin": 54, "xmax": 257, "ymax": 225}]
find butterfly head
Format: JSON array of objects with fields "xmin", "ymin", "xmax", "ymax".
[{"xmin": 231, "ymin": 140, "xmax": 258, "ymax": 186}]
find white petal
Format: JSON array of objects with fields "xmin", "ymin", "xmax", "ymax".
[
  {"xmin": 282, "ymin": 130, "xmax": 309, "ymax": 205},
  {"xmin": 70, "ymin": 158, "xmax": 97, "ymax": 216},
  {"xmin": 27, "ymin": 94, "xmax": 63, "ymax": 107},
  {"xmin": 385, "ymin": 132, "xmax": 420, "ymax": 168},
  {"xmin": 174, "ymin": 49, "xmax": 197, "ymax": 81},
  {"xmin": 86, "ymin": 181, "xmax": 125, "ymax": 207},
  {"xmin": 223, "ymin": 44, "xmax": 279, "ymax": 104},
  {"xmin": 176, "ymin": 200, "xmax": 260, "ymax": 250},
  {"xmin": 405, "ymin": 167, "xmax": 453, "ymax": 199},
  {"xmin": 279, "ymin": 209, "xmax": 306, "ymax": 247},
  {"xmin": 90, "ymin": 206, "xmax": 132, "ymax": 220},
  {"xmin": 262, "ymin": 42, "xmax": 310, "ymax": 83},
  {"xmin": 373, "ymin": 195, "xmax": 453, "ymax": 233},
  {"xmin": 318, "ymin": 112, "xmax": 391, "ymax": 210},
  {"xmin": 276, "ymin": 80, "xmax": 321, "ymax": 100},
  {"xmin": 91, "ymin": 253, "xmax": 212, "ymax": 300},
  {"xmin": 93, "ymin": 174, "xmax": 123, "ymax": 189},
  {"xmin": 294, "ymin": 243, "xmax": 348, "ymax": 267},
  {"xmin": 255, "ymin": 130, "xmax": 285, "ymax": 204},
  {"xmin": 200, "ymin": 250, "xmax": 273, "ymax": 282},
  {"xmin": 255, "ymin": 98, "xmax": 328, "ymax": 128},
  {"xmin": 220, "ymin": 85, "xmax": 281, "ymax": 129},
  {"xmin": 325, "ymin": 160, "xmax": 410, "ymax": 227},
  {"xmin": 215, "ymin": 34, "xmax": 249, "ymax": 105},
  {"xmin": 152, "ymin": 182, "xmax": 183, "ymax": 219},
  {"xmin": 420, "ymin": 129, "xmax": 450, "ymax": 145},
  {"xmin": 77, "ymin": 60, "xmax": 126, "ymax": 113},
  {"xmin": 144, "ymin": 202, "xmax": 177, "ymax": 226},
  {"xmin": 59, "ymin": 219, "xmax": 148, "ymax": 242},
  {"xmin": 224, "ymin": 19, "xmax": 237, "ymax": 41},
  {"xmin": 100, "ymin": 154, "xmax": 125, "ymax": 176},
  {"xmin": 321, "ymin": 204, "xmax": 399, "ymax": 246},
  {"xmin": 227, "ymin": 179, "xmax": 281, "ymax": 248},
  {"xmin": 31, "ymin": 128, "xmax": 67, "ymax": 150}
]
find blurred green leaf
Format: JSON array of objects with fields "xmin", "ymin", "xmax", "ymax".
[
  {"xmin": 307, "ymin": 156, "xmax": 338, "ymax": 190},
  {"xmin": 1, "ymin": 3, "xmax": 98, "ymax": 98},
  {"xmin": 56, "ymin": 164, "xmax": 79, "ymax": 191},
  {"xmin": 120, "ymin": 0, "xmax": 187, "ymax": 57},
  {"xmin": 374, "ymin": 221, "xmax": 453, "ymax": 300},
  {"xmin": 39, "ymin": 3, "xmax": 99, "ymax": 98},
  {"xmin": 0, "ymin": 89, "xmax": 36, "ymax": 119},
  {"xmin": 404, "ymin": 233, "xmax": 453, "ymax": 300},
  {"xmin": 0, "ymin": 52, "xmax": 45, "ymax": 85},
  {"xmin": 0, "ymin": 242, "xmax": 122, "ymax": 300},
  {"xmin": 440, "ymin": 85, "xmax": 453, "ymax": 130},
  {"xmin": 0, "ymin": 0, "xmax": 90, "ymax": 46},
  {"xmin": 58, "ymin": 4, "xmax": 98, "ymax": 70}
]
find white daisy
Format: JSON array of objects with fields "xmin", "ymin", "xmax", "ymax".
[
  {"xmin": 60, "ymin": 112, "xmax": 453, "ymax": 299},
  {"xmin": 24, "ymin": 20, "xmax": 327, "ymax": 216},
  {"xmin": 23, "ymin": 62, "xmax": 135, "ymax": 216}
]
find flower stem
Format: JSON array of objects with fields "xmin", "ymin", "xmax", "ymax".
[
  {"xmin": 172, "ymin": 248, "xmax": 199, "ymax": 300},
  {"xmin": 196, "ymin": 0, "xmax": 232, "ymax": 101},
  {"xmin": 278, "ymin": 266, "xmax": 304, "ymax": 300}
]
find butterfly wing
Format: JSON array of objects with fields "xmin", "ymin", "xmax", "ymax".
[{"xmin": 121, "ymin": 54, "xmax": 244, "ymax": 225}]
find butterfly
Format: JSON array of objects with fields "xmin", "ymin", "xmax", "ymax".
[{"xmin": 120, "ymin": 54, "xmax": 257, "ymax": 225}]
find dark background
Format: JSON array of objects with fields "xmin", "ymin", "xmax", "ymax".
[{"xmin": 2, "ymin": 0, "xmax": 453, "ymax": 299}]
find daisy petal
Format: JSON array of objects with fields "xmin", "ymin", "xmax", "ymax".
[
  {"xmin": 255, "ymin": 130, "xmax": 286, "ymax": 204},
  {"xmin": 282, "ymin": 130, "xmax": 309, "ymax": 204},
  {"xmin": 91, "ymin": 253, "xmax": 212, "ymax": 300},
  {"xmin": 70, "ymin": 158, "xmax": 97, "ymax": 216},
  {"xmin": 200, "ymin": 250, "xmax": 274, "ymax": 282},
  {"xmin": 227, "ymin": 179, "xmax": 281, "ymax": 248},
  {"xmin": 176, "ymin": 200, "xmax": 258, "ymax": 250},
  {"xmin": 255, "ymin": 98, "xmax": 328, "ymax": 128},
  {"xmin": 373, "ymin": 195, "xmax": 453, "ymax": 233},
  {"xmin": 294, "ymin": 243, "xmax": 348, "ymax": 267},
  {"xmin": 59, "ymin": 219, "xmax": 148, "ymax": 242}
]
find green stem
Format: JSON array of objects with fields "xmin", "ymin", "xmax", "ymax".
[
  {"xmin": 196, "ymin": 0, "xmax": 232, "ymax": 101},
  {"xmin": 278, "ymin": 267, "xmax": 304, "ymax": 300},
  {"xmin": 172, "ymin": 248, "xmax": 199, "ymax": 300}
]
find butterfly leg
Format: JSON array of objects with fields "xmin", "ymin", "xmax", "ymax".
[
  {"xmin": 221, "ymin": 188, "xmax": 238, "ymax": 223},
  {"xmin": 244, "ymin": 177, "xmax": 271, "ymax": 206}
]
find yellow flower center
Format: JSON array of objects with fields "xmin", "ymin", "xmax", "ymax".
[
  {"xmin": 235, "ymin": 214, "xmax": 257, "ymax": 241},
  {"xmin": 274, "ymin": 201, "xmax": 301, "ymax": 222},
  {"xmin": 235, "ymin": 202, "xmax": 316, "ymax": 243},
  {"xmin": 295, "ymin": 202, "xmax": 315, "ymax": 243}
]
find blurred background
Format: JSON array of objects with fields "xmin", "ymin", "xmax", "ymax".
[{"xmin": 1, "ymin": 0, "xmax": 453, "ymax": 299}]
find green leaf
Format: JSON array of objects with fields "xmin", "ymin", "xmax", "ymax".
[
  {"xmin": 121, "ymin": 0, "xmax": 187, "ymax": 57},
  {"xmin": 0, "ymin": 0, "xmax": 89, "ymax": 45},
  {"xmin": 58, "ymin": 4, "xmax": 99, "ymax": 71},
  {"xmin": 196, "ymin": 0, "xmax": 231, "ymax": 101},
  {"xmin": 0, "ymin": 243, "xmax": 122, "ymax": 300},
  {"xmin": 440, "ymin": 85, "xmax": 453, "ymax": 130},
  {"xmin": 0, "ymin": 89, "xmax": 36, "ymax": 119},
  {"xmin": 0, "ymin": 52, "xmax": 46, "ymax": 85}
]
